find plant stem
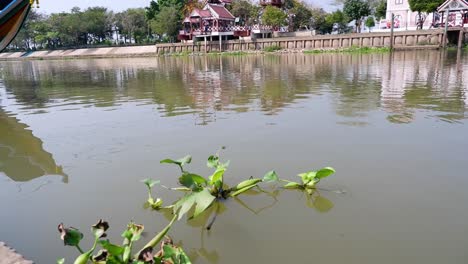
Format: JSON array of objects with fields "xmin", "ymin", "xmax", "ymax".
[
  {"xmin": 75, "ymin": 245, "xmax": 84, "ymax": 254},
  {"xmin": 135, "ymin": 214, "xmax": 178, "ymax": 259}
]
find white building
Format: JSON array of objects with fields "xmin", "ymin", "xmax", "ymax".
[{"xmin": 384, "ymin": 0, "xmax": 468, "ymax": 30}]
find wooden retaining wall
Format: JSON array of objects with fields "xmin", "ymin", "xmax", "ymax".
[{"xmin": 156, "ymin": 29, "xmax": 448, "ymax": 54}]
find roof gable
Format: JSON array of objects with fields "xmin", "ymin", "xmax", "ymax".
[
  {"xmin": 438, "ymin": 0, "xmax": 468, "ymax": 11},
  {"xmin": 205, "ymin": 4, "xmax": 235, "ymax": 20}
]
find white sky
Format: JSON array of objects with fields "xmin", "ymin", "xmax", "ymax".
[{"xmin": 38, "ymin": 0, "xmax": 335, "ymax": 13}]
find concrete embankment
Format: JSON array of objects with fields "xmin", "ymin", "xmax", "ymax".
[
  {"xmin": 0, "ymin": 45, "xmax": 156, "ymax": 60},
  {"xmin": 0, "ymin": 242, "xmax": 33, "ymax": 264},
  {"xmin": 0, "ymin": 29, "xmax": 466, "ymax": 60}
]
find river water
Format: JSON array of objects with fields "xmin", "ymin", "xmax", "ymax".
[{"xmin": 0, "ymin": 51, "xmax": 467, "ymax": 264}]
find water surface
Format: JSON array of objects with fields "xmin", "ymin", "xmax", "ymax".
[{"xmin": 0, "ymin": 51, "xmax": 467, "ymax": 264}]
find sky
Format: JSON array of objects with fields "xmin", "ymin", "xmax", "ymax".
[{"xmin": 38, "ymin": 0, "xmax": 335, "ymax": 13}]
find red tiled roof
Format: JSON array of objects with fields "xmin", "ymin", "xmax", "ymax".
[
  {"xmin": 191, "ymin": 8, "xmax": 212, "ymax": 18},
  {"xmin": 208, "ymin": 4, "xmax": 235, "ymax": 20}
]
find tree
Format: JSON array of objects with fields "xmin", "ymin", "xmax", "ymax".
[
  {"xmin": 230, "ymin": 0, "xmax": 259, "ymax": 25},
  {"xmin": 150, "ymin": 6, "xmax": 181, "ymax": 42},
  {"xmin": 262, "ymin": 6, "xmax": 288, "ymax": 28},
  {"xmin": 309, "ymin": 8, "xmax": 328, "ymax": 33},
  {"xmin": 290, "ymin": 1, "xmax": 312, "ymax": 31},
  {"xmin": 326, "ymin": 9, "xmax": 350, "ymax": 34},
  {"xmin": 365, "ymin": 16, "xmax": 375, "ymax": 32},
  {"xmin": 115, "ymin": 8, "xmax": 147, "ymax": 43},
  {"xmin": 343, "ymin": 0, "xmax": 370, "ymax": 33},
  {"xmin": 374, "ymin": 0, "xmax": 386, "ymax": 21},
  {"xmin": 408, "ymin": 0, "xmax": 444, "ymax": 29}
]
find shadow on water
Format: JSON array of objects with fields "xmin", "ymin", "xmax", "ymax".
[{"xmin": 0, "ymin": 109, "xmax": 67, "ymax": 183}]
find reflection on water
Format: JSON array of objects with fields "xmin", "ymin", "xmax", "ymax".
[
  {"xmin": 0, "ymin": 109, "xmax": 67, "ymax": 182},
  {"xmin": 0, "ymin": 50, "xmax": 466, "ymax": 125}
]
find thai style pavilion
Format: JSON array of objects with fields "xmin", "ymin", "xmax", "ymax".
[
  {"xmin": 437, "ymin": 0, "xmax": 468, "ymax": 27},
  {"xmin": 178, "ymin": 0, "xmax": 236, "ymax": 41}
]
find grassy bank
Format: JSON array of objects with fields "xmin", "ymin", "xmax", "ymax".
[{"xmin": 303, "ymin": 46, "xmax": 390, "ymax": 54}]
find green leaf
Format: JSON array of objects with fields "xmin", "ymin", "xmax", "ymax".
[
  {"xmin": 316, "ymin": 167, "xmax": 335, "ymax": 179},
  {"xmin": 179, "ymin": 173, "xmax": 207, "ymax": 189},
  {"xmin": 99, "ymin": 240, "xmax": 125, "ymax": 256},
  {"xmin": 284, "ymin": 182, "xmax": 302, "ymax": 189},
  {"xmin": 299, "ymin": 171, "xmax": 317, "ymax": 184},
  {"xmin": 207, "ymin": 155, "xmax": 219, "ymax": 168},
  {"xmin": 142, "ymin": 179, "xmax": 160, "ymax": 189},
  {"xmin": 231, "ymin": 184, "xmax": 256, "ymax": 197},
  {"xmin": 209, "ymin": 168, "xmax": 225, "ymax": 185},
  {"xmin": 57, "ymin": 258, "xmax": 65, "ymax": 264},
  {"xmin": 163, "ymin": 245, "xmax": 176, "ymax": 259},
  {"xmin": 160, "ymin": 155, "xmax": 192, "ymax": 166},
  {"xmin": 263, "ymin": 170, "xmax": 279, "ymax": 182},
  {"xmin": 174, "ymin": 189, "xmax": 216, "ymax": 220},
  {"xmin": 58, "ymin": 224, "xmax": 83, "ymax": 247}
]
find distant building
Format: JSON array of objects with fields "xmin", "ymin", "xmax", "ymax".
[{"xmin": 384, "ymin": 0, "xmax": 468, "ymax": 30}]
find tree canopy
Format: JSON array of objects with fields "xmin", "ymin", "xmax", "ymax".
[
  {"xmin": 343, "ymin": 0, "xmax": 371, "ymax": 32},
  {"xmin": 262, "ymin": 6, "xmax": 288, "ymax": 27}
]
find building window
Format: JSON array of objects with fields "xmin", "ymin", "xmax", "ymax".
[{"xmin": 395, "ymin": 0, "xmax": 403, "ymax": 4}]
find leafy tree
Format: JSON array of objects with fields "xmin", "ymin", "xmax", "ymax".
[
  {"xmin": 150, "ymin": 6, "xmax": 181, "ymax": 42},
  {"xmin": 408, "ymin": 0, "xmax": 444, "ymax": 29},
  {"xmin": 365, "ymin": 16, "xmax": 375, "ymax": 32},
  {"xmin": 262, "ymin": 6, "xmax": 288, "ymax": 28},
  {"xmin": 326, "ymin": 9, "xmax": 350, "ymax": 34},
  {"xmin": 290, "ymin": 1, "xmax": 312, "ymax": 30},
  {"xmin": 374, "ymin": 0, "xmax": 386, "ymax": 21},
  {"xmin": 115, "ymin": 8, "xmax": 147, "ymax": 43},
  {"xmin": 343, "ymin": 0, "xmax": 371, "ymax": 33},
  {"xmin": 230, "ymin": 0, "xmax": 259, "ymax": 25},
  {"xmin": 309, "ymin": 8, "xmax": 328, "ymax": 33}
]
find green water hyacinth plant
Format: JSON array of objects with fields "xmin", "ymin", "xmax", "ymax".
[
  {"xmin": 150, "ymin": 153, "xmax": 279, "ymax": 222},
  {"xmin": 281, "ymin": 167, "xmax": 336, "ymax": 194},
  {"xmin": 57, "ymin": 218, "xmax": 191, "ymax": 264}
]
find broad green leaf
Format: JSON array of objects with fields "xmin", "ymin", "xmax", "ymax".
[
  {"xmin": 209, "ymin": 168, "xmax": 225, "ymax": 185},
  {"xmin": 316, "ymin": 167, "xmax": 335, "ymax": 179},
  {"xmin": 178, "ymin": 248, "xmax": 192, "ymax": 264},
  {"xmin": 263, "ymin": 170, "xmax": 279, "ymax": 182},
  {"xmin": 163, "ymin": 245, "xmax": 176, "ymax": 259},
  {"xmin": 99, "ymin": 240, "xmax": 125, "ymax": 256},
  {"xmin": 207, "ymin": 155, "xmax": 219, "ymax": 168},
  {"xmin": 313, "ymin": 196, "xmax": 334, "ymax": 212},
  {"xmin": 161, "ymin": 155, "xmax": 191, "ymax": 166},
  {"xmin": 193, "ymin": 189, "xmax": 216, "ymax": 218},
  {"xmin": 142, "ymin": 179, "xmax": 160, "ymax": 189},
  {"xmin": 57, "ymin": 258, "xmax": 65, "ymax": 264},
  {"xmin": 174, "ymin": 189, "xmax": 216, "ymax": 220},
  {"xmin": 283, "ymin": 182, "xmax": 302, "ymax": 189},
  {"xmin": 231, "ymin": 184, "xmax": 256, "ymax": 197},
  {"xmin": 179, "ymin": 173, "xmax": 207, "ymax": 189},
  {"xmin": 160, "ymin": 158, "xmax": 179, "ymax": 165},
  {"xmin": 58, "ymin": 224, "xmax": 83, "ymax": 247}
]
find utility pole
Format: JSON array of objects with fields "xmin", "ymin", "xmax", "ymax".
[
  {"xmin": 390, "ymin": 13, "xmax": 394, "ymax": 51},
  {"xmin": 443, "ymin": 8, "xmax": 450, "ymax": 48}
]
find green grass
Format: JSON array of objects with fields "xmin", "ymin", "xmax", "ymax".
[
  {"xmin": 303, "ymin": 46, "xmax": 390, "ymax": 54},
  {"xmin": 264, "ymin": 45, "xmax": 282, "ymax": 52}
]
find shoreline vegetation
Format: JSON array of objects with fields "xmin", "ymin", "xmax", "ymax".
[{"xmin": 1, "ymin": 45, "xmax": 439, "ymax": 61}]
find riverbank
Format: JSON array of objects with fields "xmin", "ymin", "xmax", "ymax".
[
  {"xmin": 0, "ymin": 29, "xmax": 464, "ymax": 61},
  {"xmin": 0, "ymin": 242, "xmax": 33, "ymax": 264}
]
